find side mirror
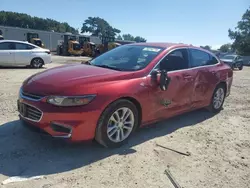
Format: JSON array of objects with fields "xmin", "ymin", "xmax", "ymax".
[
  {"xmin": 160, "ymin": 70, "xmax": 168, "ymax": 91},
  {"xmin": 82, "ymin": 59, "xmax": 92, "ymax": 64},
  {"xmin": 151, "ymin": 69, "xmax": 171, "ymax": 91}
]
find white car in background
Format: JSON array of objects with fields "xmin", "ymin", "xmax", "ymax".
[{"xmin": 0, "ymin": 40, "xmax": 51, "ymax": 68}]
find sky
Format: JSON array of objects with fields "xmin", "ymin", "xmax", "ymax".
[{"xmin": 1, "ymin": 0, "xmax": 249, "ymax": 49}]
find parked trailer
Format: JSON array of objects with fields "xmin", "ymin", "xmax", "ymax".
[{"xmin": 0, "ymin": 25, "xmax": 101, "ymax": 52}]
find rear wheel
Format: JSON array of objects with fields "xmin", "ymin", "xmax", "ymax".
[
  {"xmin": 31, "ymin": 58, "xmax": 44, "ymax": 68},
  {"xmin": 208, "ymin": 84, "xmax": 226, "ymax": 113},
  {"xmin": 95, "ymin": 99, "xmax": 139, "ymax": 148}
]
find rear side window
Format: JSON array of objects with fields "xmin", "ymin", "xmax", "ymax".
[
  {"xmin": 235, "ymin": 56, "xmax": 242, "ymax": 61},
  {"xmin": 0, "ymin": 42, "xmax": 15, "ymax": 50},
  {"xmin": 208, "ymin": 55, "xmax": 219, "ymax": 65},
  {"xmin": 15, "ymin": 43, "xmax": 35, "ymax": 50},
  {"xmin": 190, "ymin": 49, "xmax": 211, "ymax": 67}
]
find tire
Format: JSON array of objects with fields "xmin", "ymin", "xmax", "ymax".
[
  {"xmin": 208, "ymin": 84, "xmax": 226, "ymax": 113},
  {"xmin": 239, "ymin": 64, "xmax": 243, "ymax": 70},
  {"xmin": 95, "ymin": 99, "xmax": 139, "ymax": 148},
  {"xmin": 31, "ymin": 58, "xmax": 44, "ymax": 68}
]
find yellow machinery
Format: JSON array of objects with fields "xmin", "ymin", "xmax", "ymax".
[
  {"xmin": 57, "ymin": 34, "xmax": 83, "ymax": 56},
  {"xmin": 82, "ymin": 42, "xmax": 96, "ymax": 57},
  {"xmin": 108, "ymin": 42, "xmax": 121, "ymax": 50},
  {"xmin": 68, "ymin": 40, "xmax": 83, "ymax": 56},
  {"xmin": 27, "ymin": 33, "xmax": 45, "ymax": 48},
  {"xmin": 94, "ymin": 42, "xmax": 121, "ymax": 57},
  {"xmin": 78, "ymin": 36, "xmax": 96, "ymax": 57}
]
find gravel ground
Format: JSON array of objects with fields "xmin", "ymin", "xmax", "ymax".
[{"xmin": 0, "ymin": 56, "xmax": 249, "ymax": 188}]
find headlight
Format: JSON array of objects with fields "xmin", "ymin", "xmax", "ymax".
[{"xmin": 47, "ymin": 95, "xmax": 96, "ymax": 106}]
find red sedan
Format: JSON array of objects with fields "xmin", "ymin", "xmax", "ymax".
[{"xmin": 18, "ymin": 43, "xmax": 233, "ymax": 147}]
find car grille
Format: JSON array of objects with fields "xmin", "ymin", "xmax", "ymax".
[
  {"xmin": 21, "ymin": 90, "xmax": 44, "ymax": 101},
  {"xmin": 18, "ymin": 101, "xmax": 42, "ymax": 121}
]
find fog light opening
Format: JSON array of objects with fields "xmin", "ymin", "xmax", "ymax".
[{"xmin": 50, "ymin": 122, "xmax": 72, "ymax": 134}]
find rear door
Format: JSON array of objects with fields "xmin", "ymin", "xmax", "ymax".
[
  {"xmin": 14, "ymin": 43, "xmax": 36, "ymax": 65},
  {"xmin": 189, "ymin": 48, "xmax": 220, "ymax": 108},
  {"xmin": 0, "ymin": 42, "xmax": 16, "ymax": 66},
  {"xmin": 146, "ymin": 48, "xmax": 195, "ymax": 120}
]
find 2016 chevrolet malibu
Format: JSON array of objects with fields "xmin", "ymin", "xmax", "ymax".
[{"xmin": 18, "ymin": 43, "xmax": 233, "ymax": 147}]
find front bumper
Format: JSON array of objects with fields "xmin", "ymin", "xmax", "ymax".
[{"xmin": 17, "ymin": 97, "xmax": 102, "ymax": 142}]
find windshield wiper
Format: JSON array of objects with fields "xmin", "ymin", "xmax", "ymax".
[{"xmin": 94, "ymin": 65, "xmax": 122, "ymax": 71}]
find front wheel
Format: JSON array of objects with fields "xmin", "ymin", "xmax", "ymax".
[
  {"xmin": 239, "ymin": 64, "xmax": 243, "ymax": 70},
  {"xmin": 208, "ymin": 84, "xmax": 226, "ymax": 113},
  {"xmin": 95, "ymin": 99, "xmax": 139, "ymax": 148}
]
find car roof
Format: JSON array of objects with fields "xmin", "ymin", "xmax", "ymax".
[
  {"xmin": 127, "ymin": 42, "xmax": 219, "ymax": 57},
  {"xmin": 127, "ymin": 42, "xmax": 192, "ymax": 49},
  {"xmin": 0, "ymin": 40, "xmax": 40, "ymax": 48},
  {"xmin": 0, "ymin": 40, "xmax": 31, "ymax": 44}
]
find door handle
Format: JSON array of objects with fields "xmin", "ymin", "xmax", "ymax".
[{"xmin": 211, "ymin": 71, "xmax": 216, "ymax": 75}]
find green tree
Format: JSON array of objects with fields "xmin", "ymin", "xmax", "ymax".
[
  {"xmin": 200, "ymin": 45, "xmax": 211, "ymax": 51},
  {"xmin": 219, "ymin": 43, "xmax": 232, "ymax": 52},
  {"xmin": 122, "ymin": 34, "xmax": 147, "ymax": 42},
  {"xmin": 228, "ymin": 7, "xmax": 250, "ymax": 55},
  {"xmin": 81, "ymin": 17, "xmax": 120, "ymax": 39},
  {"xmin": 0, "ymin": 11, "xmax": 78, "ymax": 34},
  {"xmin": 116, "ymin": 34, "xmax": 123, "ymax": 40},
  {"xmin": 134, "ymin": 36, "xmax": 147, "ymax": 42},
  {"xmin": 122, "ymin": 34, "xmax": 135, "ymax": 41}
]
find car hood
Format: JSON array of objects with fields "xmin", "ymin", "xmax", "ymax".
[
  {"xmin": 22, "ymin": 64, "xmax": 132, "ymax": 95},
  {"xmin": 220, "ymin": 59, "xmax": 234, "ymax": 63}
]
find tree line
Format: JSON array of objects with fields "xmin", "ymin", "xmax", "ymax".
[
  {"xmin": 209, "ymin": 6, "xmax": 250, "ymax": 55},
  {"xmin": 0, "ymin": 12, "xmax": 147, "ymax": 42},
  {"xmin": 0, "ymin": 11, "xmax": 79, "ymax": 34},
  {"xmin": 2, "ymin": 8, "xmax": 248, "ymax": 54}
]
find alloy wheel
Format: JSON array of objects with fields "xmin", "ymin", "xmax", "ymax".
[
  {"xmin": 213, "ymin": 88, "xmax": 225, "ymax": 109},
  {"xmin": 107, "ymin": 107, "xmax": 135, "ymax": 143},
  {"xmin": 33, "ymin": 59, "xmax": 42, "ymax": 68}
]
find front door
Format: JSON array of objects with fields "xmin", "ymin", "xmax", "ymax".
[
  {"xmin": 146, "ymin": 48, "xmax": 195, "ymax": 121},
  {"xmin": 0, "ymin": 42, "xmax": 15, "ymax": 66}
]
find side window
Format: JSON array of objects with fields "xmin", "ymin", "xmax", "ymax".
[
  {"xmin": 155, "ymin": 49, "xmax": 189, "ymax": 72},
  {"xmin": 0, "ymin": 42, "xmax": 15, "ymax": 50},
  {"xmin": 235, "ymin": 56, "xmax": 242, "ymax": 61},
  {"xmin": 15, "ymin": 43, "xmax": 35, "ymax": 50},
  {"xmin": 190, "ymin": 49, "xmax": 211, "ymax": 67},
  {"xmin": 207, "ymin": 55, "xmax": 219, "ymax": 65}
]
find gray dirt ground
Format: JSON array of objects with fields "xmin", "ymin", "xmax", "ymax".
[{"xmin": 0, "ymin": 55, "xmax": 249, "ymax": 188}]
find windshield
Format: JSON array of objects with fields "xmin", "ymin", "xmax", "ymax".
[
  {"xmin": 223, "ymin": 55, "xmax": 236, "ymax": 60},
  {"xmin": 73, "ymin": 43, "xmax": 81, "ymax": 50},
  {"xmin": 90, "ymin": 45, "xmax": 164, "ymax": 71}
]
